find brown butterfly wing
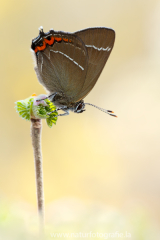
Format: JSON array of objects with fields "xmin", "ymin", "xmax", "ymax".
[
  {"xmin": 34, "ymin": 32, "xmax": 88, "ymax": 104},
  {"xmin": 74, "ymin": 27, "xmax": 115, "ymax": 101}
]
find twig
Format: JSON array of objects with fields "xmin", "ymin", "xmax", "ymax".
[
  {"xmin": 31, "ymin": 118, "xmax": 44, "ymax": 234},
  {"xmin": 15, "ymin": 95, "xmax": 57, "ymax": 236}
]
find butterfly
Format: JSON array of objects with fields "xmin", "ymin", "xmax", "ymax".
[{"xmin": 31, "ymin": 26, "xmax": 116, "ymax": 117}]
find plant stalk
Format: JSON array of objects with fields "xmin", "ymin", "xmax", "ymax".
[{"xmin": 31, "ymin": 118, "xmax": 44, "ymax": 233}]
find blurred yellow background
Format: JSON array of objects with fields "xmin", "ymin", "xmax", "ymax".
[{"xmin": 1, "ymin": 0, "xmax": 160, "ymax": 238}]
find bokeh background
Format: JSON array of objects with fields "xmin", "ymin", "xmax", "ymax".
[{"xmin": 1, "ymin": 0, "xmax": 160, "ymax": 239}]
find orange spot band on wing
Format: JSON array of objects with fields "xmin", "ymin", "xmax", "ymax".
[
  {"xmin": 34, "ymin": 36, "xmax": 68, "ymax": 54},
  {"xmin": 55, "ymin": 37, "xmax": 62, "ymax": 42},
  {"xmin": 63, "ymin": 38, "xmax": 68, "ymax": 42},
  {"xmin": 37, "ymin": 41, "xmax": 46, "ymax": 51},
  {"xmin": 44, "ymin": 36, "xmax": 54, "ymax": 45}
]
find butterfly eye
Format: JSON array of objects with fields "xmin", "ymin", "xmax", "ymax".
[
  {"xmin": 77, "ymin": 103, "xmax": 82, "ymax": 111},
  {"xmin": 75, "ymin": 102, "xmax": 85, "ymax": 113}
]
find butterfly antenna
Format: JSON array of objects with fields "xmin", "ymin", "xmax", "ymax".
[{"xmin": 85, "ymin": 103, "xmax": 117, "ymax": 117}]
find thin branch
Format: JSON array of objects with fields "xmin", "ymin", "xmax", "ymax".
[{"xmin": 31, "ymin": 118, "xmax": 44, "ymax": 233}]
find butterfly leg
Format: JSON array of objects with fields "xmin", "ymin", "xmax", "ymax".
[
  {"xmin": 36, "ymin": 92, "xmax": 60, "ymax": 102},
  {"xmin": 49, "ymin": 107, "xmax": 69, "ymax": 117},
  {"xmin": 48, "ymin": 92, "xmax": 61, "ymax": 102},
  {"xmin": 57, "ymin": 109, "xmax": 69, "ymax": 117}
]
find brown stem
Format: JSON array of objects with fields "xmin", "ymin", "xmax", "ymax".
[{"xmin": 31, "ymin": 118, "xmax": 44, "ymax": 232}]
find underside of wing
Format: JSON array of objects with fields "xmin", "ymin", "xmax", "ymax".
[
  {"xmin": 74, "ymin": 27, "xmax": 115, "ymax": 101},
  {"xmin": 33, "ymin": 32, "xmax": 88, "ymax": 104}
]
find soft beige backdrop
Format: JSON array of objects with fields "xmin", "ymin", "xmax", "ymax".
[{"xmin": 1, "ymin": 0, "xmax": 160, "ymax": 235}]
